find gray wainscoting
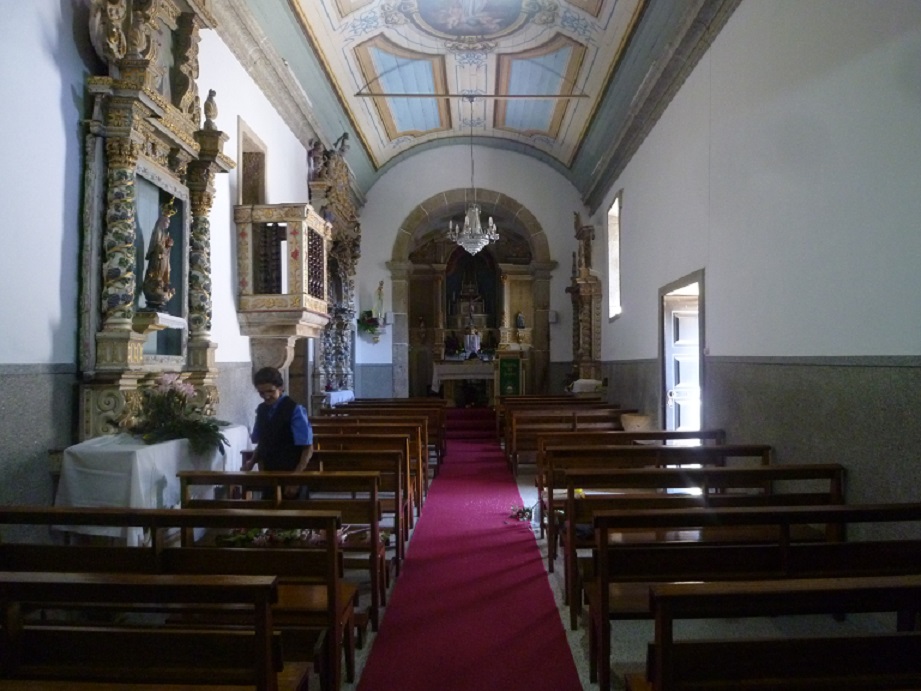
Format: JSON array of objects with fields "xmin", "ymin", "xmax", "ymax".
[
  {"xmin": 0, "ymin": 364, "xmax": 78, "ymax": 510},
  {"xmin": 215, "ymin": 362, "xmax": 259, "ymax": 434},
  {"xmin": 605, "ymin": 356, "xmax": 921, "ymax": 537},
  {"xmin": 354, "ymin": 364, "xmax": 395, "ymax": 398}
]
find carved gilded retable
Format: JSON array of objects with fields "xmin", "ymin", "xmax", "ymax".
[{"xmin": 79, "ymin": 0, "xmax": 233, "ymax": 440}]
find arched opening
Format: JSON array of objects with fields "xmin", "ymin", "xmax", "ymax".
[{"xmin": 387, "ymin": 188, "xmax": 556, "ymax": 399}]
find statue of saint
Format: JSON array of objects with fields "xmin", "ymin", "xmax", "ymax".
[
  {"xmin": 142, "ymin": 198, "xmax": 177, "ymax": 309},
  {"xmin": 203, "ymin": 89, "xmax": 218, "ymax": 130}
]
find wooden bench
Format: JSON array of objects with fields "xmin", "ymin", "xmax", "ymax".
[
  {"xmin": 179, "ymin": 470, "xmax": 387, "ymax": 632},
  {"xmin": 313, "ymin": 432, "xmax": 416, "ymax": 524},
  {"xmin": 0, "ymin": 506, "xmax": 350, "ymax": 691},
  {"xmin": 589, "ymin": 502, "xmax": 921, "ymax": 690},
  {"xmin": 560, "ymin": 463, "xmax": 846, "ymax": 629},
  {"xmin": 533, "ymin": 429, "xmax": 727, "ymax": 538},
  {"xmin": 543, "ymin": 443, "xmax": 773, "ymax": 571},
  {"xmin": 323, "ymin": 404, "xmax": 446, "ymax": 470},
  {"xmin": 496, "ymin": 393, "xmax": 603, "ymax": 439},
  {"xmin": 626, "ymin": 575, "xmax": 921, "ymax": 691},
  {"xmin": 506, "ymin": 406, "xmax": 639, "ymax": 475},
  {"xmin": 310, "ymin": 449, "xmax": 409, "ymax": 572},
  {"xmin": 500, "ymin": 401, "xmax": 627, "ymax": 470},
  {"xmin": 0, "ymin": 571, "xmax": 305, "ymax": 691},
  {"xmin": 312, "ymin": 418, "xmax": 429, "ymax": 505}
]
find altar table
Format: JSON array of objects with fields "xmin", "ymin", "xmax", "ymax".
[
  {"xmin": 54, "ymin": 424, "xmax": 249, "ymax": 544},
  {"xmin": 430, "ymin": 361, "xmax": 495, "ymax": 391}
]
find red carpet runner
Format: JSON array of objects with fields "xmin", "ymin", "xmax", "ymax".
[{"xmin": 357, "ymin": 408, "xmax": 582, "ymax": 691}]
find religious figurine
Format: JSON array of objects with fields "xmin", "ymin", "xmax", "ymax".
[
  {"xmin": 516, "ymin": 311, "xmax": 525, "ymax": 329},
  {"xmin": 142, "ymin": 198, "xmax": 178, "ymax": 309},
  {"xmin": 574, "ymin": 211, "xmax": 594, "ymax": 271},
  {"xmin": 308, "ymin": 139, "xmax": 325, "ymax": 180},
  {"xmin": 203, "ymin": 89, "xmax": 218, "ymax": 130}
]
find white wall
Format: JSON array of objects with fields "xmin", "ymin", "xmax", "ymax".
[
  {"xmin": 198, "ymin": 30, "xmax": 312, "ymax": 363},
  {"xmin": 0, "ymin": 0, "xmax": 85, "ymax": 364},
  {"xmin": 0, "ymin": 6, "xmax": 312, "ymax": 368},
  {"xmin": 598, "ymin": 0, "xmax": 921, "ymax": 361},
  {"xmin": 357, "ymin": 144, "xmax": 586, "ymax": 363}
]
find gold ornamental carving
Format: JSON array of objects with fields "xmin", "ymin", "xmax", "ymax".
[{"xmin": 80, "ymin": 0, "xmax": 233, "ymax": 440}]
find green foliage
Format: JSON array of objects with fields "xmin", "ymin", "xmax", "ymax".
[
  {"xmin": 357, "ymin": 309, "xmax": 380, "ymax": 335},
  {"xmin": 130, "ymin": 374, "xmax": 229, "ymax": 456}
]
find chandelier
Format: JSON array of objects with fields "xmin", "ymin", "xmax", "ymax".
[{"xmin": 447, "ymin": 97, "xmax": 499, "ymax": 255}]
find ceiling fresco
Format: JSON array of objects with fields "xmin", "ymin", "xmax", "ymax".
[
  {"xmin": 289, "ymin": 0, "xmax": 642, "ymax": 169},
  {"xmin": 235, "ymin": 1, "xmax": 740, "ymax": 209}
]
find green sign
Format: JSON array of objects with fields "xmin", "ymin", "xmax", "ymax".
[{"xmin": 498, "ymin": 356, "xmax": 521, "ymax": 396}]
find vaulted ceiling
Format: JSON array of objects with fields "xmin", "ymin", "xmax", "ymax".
[{"xmin": 228, "ymin": 0, "xmax": 740, "ymax": 212}]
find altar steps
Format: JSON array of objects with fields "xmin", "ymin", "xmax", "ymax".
[{"xmin": 445, "ymin": 407, "xmax": 495, "ymax": 441}]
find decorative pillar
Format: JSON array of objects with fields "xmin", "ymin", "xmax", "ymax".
[
  {"xmin": 389, "ymin": 262, "xmax": 411, "ymax": 397},
  {"xmin": 95, "ymin": 134, "xmax": 148, "ymax": 371},
  {"xmin": 186, "ymin": 126, "xmax": 231, "ymax": 394}
]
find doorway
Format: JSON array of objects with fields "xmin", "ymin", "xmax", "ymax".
[{"xmin": 660, "ymin": 270, "xmax": 704, "ymax": 432}]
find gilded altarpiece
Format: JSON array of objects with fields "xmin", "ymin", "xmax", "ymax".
[{"xmin": 78, "ymin": 0, "xmax": 233, "ymax": 439}]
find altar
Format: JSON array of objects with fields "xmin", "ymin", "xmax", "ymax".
[
  {"xmin": 54, "ymin": 424, "xmax": 250, "ymax": 545},
  {"xmin": 431, "ymin": 361, "xmax": 496, "ymax": 406}
]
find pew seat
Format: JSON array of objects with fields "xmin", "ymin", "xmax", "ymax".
[
  {"xmin": 625, "ymin": 575, "xmax": 921, "ymax": 691},
  {"xmin": 0, "ymin": 571, "xmax": 310, "ymax": 691}
]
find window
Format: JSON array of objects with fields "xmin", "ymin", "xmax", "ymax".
[{"xmin": 607, "ymin": 193, "xmax": 622, "ymax": 319}]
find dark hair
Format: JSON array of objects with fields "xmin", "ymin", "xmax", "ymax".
[{"xmin": 253, "ymin": 366, "xmax": 284, "ymax": 388}]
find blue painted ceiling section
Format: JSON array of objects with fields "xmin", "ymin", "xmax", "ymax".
[{"xmin": 238, "ymin": 0, "xmax": 721, "ymax": 208}]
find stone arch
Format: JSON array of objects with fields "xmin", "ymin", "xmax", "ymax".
[{"xmin": 386, "ymin": 188, "xmax": 554, "ymax": 398}]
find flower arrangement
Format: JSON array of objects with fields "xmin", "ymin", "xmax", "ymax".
[
  {"xmin": 509, "ymin": 504, "xmax": 533, "ymax": 522},
  {"xmin": 127, "ymin": 373, "xmax": 229, "ymax": 455},
  {"xmin": 356, "ymin": 309, "xmax": 380, "ymax": 336}
]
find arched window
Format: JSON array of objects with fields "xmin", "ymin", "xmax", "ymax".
[{"xmin": 607, "ymin": 192, "xmax": 622, "ymax": 319}]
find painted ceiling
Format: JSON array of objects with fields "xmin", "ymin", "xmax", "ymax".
[{"xmin": 240, "ymin": 0, "xmax": 738, "ymax": 209}]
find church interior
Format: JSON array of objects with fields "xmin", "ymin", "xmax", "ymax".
[{"xmin": 2, "ymin": 0, "xmax": 921, "ymax": 688}]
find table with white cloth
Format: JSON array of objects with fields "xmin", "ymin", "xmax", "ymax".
[
  {"xmin": 54, "ymin": 424, "xmax": 250, "ymax": 545},
  {"xmin": 431, "ymin": 361, "xmax": 496, "ymax": 406}
]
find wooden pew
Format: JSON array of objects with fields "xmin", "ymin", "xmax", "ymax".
[
  {"xmin": 496, "ymin": 393, "xmax": 603, "ymax": 439},
  {"xmin": 310, "ymin": 449, "xmax": 409, "ymax": 573},
  {"xmin": 588, "ymin": 502, "xmax": 921, "ymax": 690},
  {"xmin": 0, "ymin": 571, "xmax": 305, "ymax": 691},
  {"xmin": 179, "ymin": 469, "xmax": 387, "ymax": 632},
  {"xmin": 323, "ymin": 404, "xmax": 446, "ymax": 471},
  {"xmin": 312, "ymin": 418, "xmax": 429, "ymax": 504},
  {"xmin": 506, "ymin": 406, "xmax": 638, "ymax": 475},
  {"xmin": 560, "ymin": 463, "xmax": 847, "ymax": 629},
  {"xmin": 533, "ymin": 429, "xmax": 727, "ymax": 538},
  {"xmin": 0, "ymin": 506, "xmax": 349, "ymax": 691},
  {"xmin": 313, "ymin": 432, "xmax": 415, "ymax": 524},
  {"xmin": 543, "ymin": 443, "xmax": 773, "ymax": 571},
  {"xmin": 502, "ymin": 399, "xmax": 619, "ymax": 445},
  {"xmin": 627, "ymin": 575, "xmax": 921, "ymax": 691}
]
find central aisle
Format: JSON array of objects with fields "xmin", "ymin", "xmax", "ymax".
[{"xmin": 356, "ymin": 409, "xmax": 582, "ymax": 691}]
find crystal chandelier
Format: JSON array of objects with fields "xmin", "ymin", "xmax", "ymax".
[{"xmin": 447, "ymin": 97, "xmax": 499, "ymax": 255}]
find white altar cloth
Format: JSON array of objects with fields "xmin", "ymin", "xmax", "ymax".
[
  {"xmin": 54, "ymin": 424, "xmax": 249, "ymax": 544},
  {"xmin": 327, "ymin": 390, "xmax": 355, "ymax": 407},
  {"xmin": 431, "ymin": 361, "xmax": 495, "ymax": 391}
]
